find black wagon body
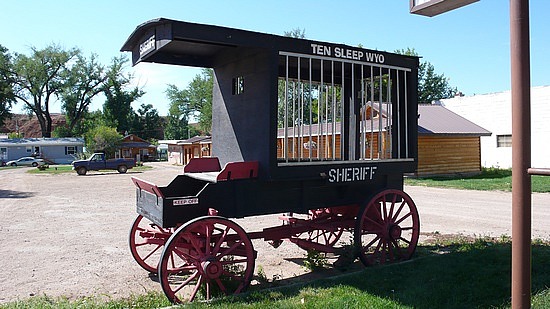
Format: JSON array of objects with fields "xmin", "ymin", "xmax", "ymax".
[{"xmin": 122, "ymin": 18, "xmax": 420, "ymax": 303}]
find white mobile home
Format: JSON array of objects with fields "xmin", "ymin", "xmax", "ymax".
[{"xmin": 0, "ymin": 138, "xmax": 85, "ymax": 164}]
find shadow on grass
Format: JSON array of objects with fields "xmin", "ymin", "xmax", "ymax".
[{"xmin": 213, "ymin": 240, "xmax": 550, "ymax": 308}]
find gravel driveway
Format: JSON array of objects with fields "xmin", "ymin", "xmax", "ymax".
[{"xmin": 1, "ymin": 162, "xmax": 549, "ymax": 304}]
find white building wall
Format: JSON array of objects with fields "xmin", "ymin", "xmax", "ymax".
[{"xmin": 441, "ymin": 86, "xmax": 550, "ymax": 169}]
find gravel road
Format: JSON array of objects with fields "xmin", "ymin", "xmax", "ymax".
[{"xmin": 1, "ymin": 162, "xmax": 549, "ymax": 304}]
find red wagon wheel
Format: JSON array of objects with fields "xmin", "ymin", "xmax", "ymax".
[
  {"xmin": 354, "ymin": 189, "xmax": 420, "ymax": 267},
  {"xmin": 129, "ymin": 215, "xmax": 174, "ymax": 273},
  {"xmin": 158, "ymin": 216, "xmax": 255, "ymax": 304}
]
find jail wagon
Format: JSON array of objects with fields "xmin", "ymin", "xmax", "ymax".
[{"xmin": 122, "ymin": 18, "xmax": 420, "ymax": 303}]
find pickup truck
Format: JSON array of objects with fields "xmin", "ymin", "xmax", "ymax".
[{"xmin": 72, "ymin": 153, "xmax": 136, "ymax": 175}]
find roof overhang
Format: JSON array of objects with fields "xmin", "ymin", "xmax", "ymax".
[{"xmin": 410, "ymin": 0, "xmax": 479, "ymax": 17}]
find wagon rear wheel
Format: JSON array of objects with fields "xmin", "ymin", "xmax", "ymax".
[
  {"xmin": 294, "ymin": 208, "xmax": 345, "ymax": 251},
  {"xmin": 129, "ymin": 215, "xmax": 173, "ymax": 273},
  {"xmin": 355, "ymin": 189, "xmax": 420, "ymax": 267},
  {"xmin": 158, "ymin": 216, "xmax": 255, "ymax": 304}
]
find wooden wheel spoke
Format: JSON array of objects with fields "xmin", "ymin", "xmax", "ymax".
[
  {"xmin": 166, "ymin": 262, "xmax": 197, "ymax": 274},
  {"xmin": 173, "ymin": 246, "xmax": 195, "ymax": 262},
  {"xmin": 391, "ymin": 200, "xmax": 407, "ymax": 222},
  {"xmin": 212, "ymin": 226, "xmax": 231, "ymax": 255},
  {"xmin": 214, "ymin": 278, "xmax": 227, "ymax": 295},
  {"xmin": 172, "ymin": 271, "xmax": 199, "ymax": 294},
  {"xmin": 141, "ymin": 244, "xmax": 162, "ymax": 260},
  {"xmin": 363, "ymin": 235, "xmax": 381, "ymax": 249},
  {"xmin": 363, "ymin": 215, "xmax": 384, "ymax": 230},
  {"xmin": 188, "ymin": 274, "xmax": 204, "ymax": 301},
  {"xmin": 388, "ymin": 194, "xmax": 397, "ymax": 220},
  {"xmin": 394, "ymin": 211, "xmax": 412, "ymax": 226},
  {"xmin": 188, "ymin": 233, "xmax": 206, "ymax": 258},
  {"xmin": 219, "ymin": 239, "xmax": 244, "ymax": 258},
  {"xmin": 205, "ymin": 224, "xmax": 213, "ymax": 255},
  {"xmin": 389, "ymin": 239, "xmax": 403, "ymax": 259}
]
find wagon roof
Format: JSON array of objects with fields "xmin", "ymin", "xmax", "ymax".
[{"xmin": 120, "ymin": 18, "xmax": 418, "ymax": 69}]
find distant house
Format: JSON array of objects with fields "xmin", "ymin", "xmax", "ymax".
[
  {"xmin": 416, "ymin": 104, "xmax": 491, "ymax": 176},
  {"xmin": 116, "ymin": 134, "xmax": 157, "ymax": 161},
  {"xmin": 275, "ymin": 104, "xmax": 491, "ymax": 176},
  {"xmin": 0, "ymin": 138, "xmax": 85, "ymax": 164},
  {"xmin": 163, "ymin": 136, "xmax": 212, "ymax": 165}
]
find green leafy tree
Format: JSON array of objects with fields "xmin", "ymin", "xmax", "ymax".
[
  {"xmin": 10, "ymin": 44, "xmax": 80, "ymax": 137},
  {"xmin": 59, "ymin": 53, "xmax": 106, "ymax": 136},
  {"xmin": 395, "ymin": 48, "xmax": 457, "ymax": 103},
  {"xmin": 164, "ymin": 84, "xmax": 193, "ymax": 139},
  {"xmin": 102, "ymin": 56, "xmax": 144, "ymax": 134},
  {"xmin": 0, "ymin": 45, "xmax": 15, "ymax": 127},
  {"xmin": 85, "ymin": 125, "xmax": 122, "ymax": 157},
  {"xmin": 187, "ymin": 69, "xmax": 213, "ymax": 133},
  {"xmin": 132, "ymin": 103, "xmax": 163, "ymax": 140}
]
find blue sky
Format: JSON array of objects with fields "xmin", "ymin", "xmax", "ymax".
[{"xmin": 2, "ymin": 0, "xmax": 549, "ymax": 115}]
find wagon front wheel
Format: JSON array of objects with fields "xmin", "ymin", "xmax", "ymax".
[
  {"xmin": 158, "ymin": 216, "xmax": 255, "ymax": 303},
  {"xmin": 355, "ymin": 189, "xmax": 420, "ymax": 267},
  {"xmin": 129, "ymin": 215, "xmax": 173, "ymax": 273}
]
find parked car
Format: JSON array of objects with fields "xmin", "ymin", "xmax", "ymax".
[
  {"xmin": 7, "ymin": 157, "xmax": 46, "ymax": 167},
  {"xmin": 71, "ymin": 153, "xmax": 136, "ymax": 175}
]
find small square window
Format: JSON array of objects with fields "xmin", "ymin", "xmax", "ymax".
[{"xmin": 496, "ymin": 134, "xmax": 512, "ymax": 148}]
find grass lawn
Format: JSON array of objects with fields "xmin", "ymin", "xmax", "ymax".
[
  {"xmin": 3, "ymin": 237, "xmax": 550, "ymax": 308},
  {"xmin": 405, "ymin": 167, "xmax": 550, "ymax": 193}
]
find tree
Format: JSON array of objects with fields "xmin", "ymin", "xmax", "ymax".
[
  {"xmin": 0, "ymin": 45, "xmax": 15, "ymax": 127},
  {"xmin": 187, "ymin": 69, "xmax": 213, "ymax": 133},
  {"xmin": 132, "ymin": 103, "xmax": 163, "ymax": 140},
  {"xmin": 10, "ymin": 44, "xmax": 79, "ymax": 137},
  {"xmin": 59, "ymin": 53, "xmax": 106, "ymax": 136},
  {"xmin": 102, "ymin": 56, "xmax": 144, "ymax": 134},
  {"xmin": 395, "ymin": 48, "xmax": 457, "ymax": 103},
  {"xmin": 165, "ymin": 84, "xmax": 194, "ymax": 139},
  {"xmin": 85, "ymin": 125, "xmax": 122, "ymax": 157},
  {"xmin": 284, "ymin": 28, "xmax": 306, "ymax": 39}
]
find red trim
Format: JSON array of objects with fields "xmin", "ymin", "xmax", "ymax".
[
  {"xmin": 184, "ymin": 157, "xmax": 221, "ymax": 173},
  {"xmin": 217, "ymin": 161, "xmax": 259, "ymax": 181},
  {"xmin": 131, "ymin": 176, "xmax": 165, "ymax": 198}
]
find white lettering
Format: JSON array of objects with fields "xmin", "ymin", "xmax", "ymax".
[
  {"xmin": 173, "ymin": 197, "xmax": 199, "ymax": 206},
  {"xmin": 311, "ymin": 43, "xmax": 331, "ymax": 56},
  {"xmin": 139, "ymin": 35, "xmax": 156, "ymax": 57},
  {"xmin": 326, "ymin": 166, "xmax": 378, "ymax": 183},
  {"xmin": 308, "ymin": 45, "xmax": 385, "ymax": 64}
]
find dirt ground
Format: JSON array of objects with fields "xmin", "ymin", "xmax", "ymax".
[{"xmin": 1, "ymin": 162, "xmax": 549, "ymax": 304}]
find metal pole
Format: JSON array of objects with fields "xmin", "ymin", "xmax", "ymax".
[{"xmin": 510, "ymin": 0, "xmax": 531, "ymax": 308}]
